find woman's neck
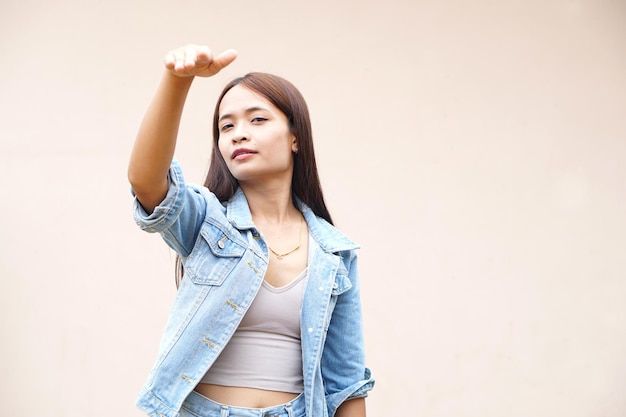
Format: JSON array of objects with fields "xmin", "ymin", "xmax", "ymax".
[{"xmin": 241, "ymin": 182, "xmax": 299, "ymax": 226}]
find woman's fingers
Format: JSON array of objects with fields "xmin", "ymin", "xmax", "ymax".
[
  {"xmin": 164, "ymin": 47, "xmax": 190, "ymax": 74},
  {"xmin": 183, "ymin": 45, "xmax": 200, "ymax": 70},
  {"xmin": 164, "ymin": 51, "xmax": 177, "ymax": 71},
  {"xmin": 195, "ymin": 45, "xmax": 213, "ymax": 65},
  {"xmin": 211, "ymin": 49, "xmax": 238, "ymax": 71},
  {"xmin": 163, "ymin": 45, "xmax": 236, "ymax": 77}
]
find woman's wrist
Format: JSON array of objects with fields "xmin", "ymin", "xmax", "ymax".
[{"xmin": 162, "ymin": 69, "xmax": 195, "ymax": 90}]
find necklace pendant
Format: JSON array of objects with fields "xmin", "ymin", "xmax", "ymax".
[{"xmin": 267, "ymin": 216, "xmax": 304, "ymax": 261}]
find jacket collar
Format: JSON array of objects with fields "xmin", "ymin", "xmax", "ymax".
[
  {"xmin": 225, "ymin": 188, "xmax": 256, "ymax": 230},
  {"xmin": 225, "ymin": 188, "xmax": 359, "ymax": 253}
]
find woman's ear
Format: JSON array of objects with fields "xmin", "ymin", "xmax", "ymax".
[{"xmin": 291, "ymin": 136, "xmax": 298, "ymax": 153}]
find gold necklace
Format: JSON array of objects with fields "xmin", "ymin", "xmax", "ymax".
[{"xmin": 268, "ymin": 217, "xmax": 303, "ymax": 260}]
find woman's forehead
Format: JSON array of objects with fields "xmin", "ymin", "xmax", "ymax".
[{"xmin": 219, "ymin": 85, "xmax": 274, "ymax": 115}]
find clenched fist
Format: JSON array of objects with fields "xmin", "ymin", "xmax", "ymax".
[{"xmin": 164, "ymin": 44, "xmax": 237, "ymax": 78}]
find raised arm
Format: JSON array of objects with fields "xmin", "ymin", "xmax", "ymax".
[{"xmin": 128, "ymin": 44, "xmax": 237, "ymax": 213}]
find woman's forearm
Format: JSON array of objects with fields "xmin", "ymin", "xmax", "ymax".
[
  {"xmin": 127, "ymin": 71, "xmax": 194, "ymax": 213},
  {"xmin": 335, "ymin": 397, "xmax": 366, "ymax": 417}
]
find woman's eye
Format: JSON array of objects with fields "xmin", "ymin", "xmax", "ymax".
[
  {"xmin": 220, "ymin": 123, "xmax": 233, "ymax": 132},
  {"xmin": 251, "ymin": 117, "xmax": 267, "ymax": 123}
]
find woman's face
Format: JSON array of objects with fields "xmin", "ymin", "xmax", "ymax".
[{"xmin": 217, "ymin": 85, "xmax": 297, "ymax": 184}]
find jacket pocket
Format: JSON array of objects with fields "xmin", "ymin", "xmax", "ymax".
[{"xmin": 183, "ymin": 222, "xmax": 246, "ymax": 285}]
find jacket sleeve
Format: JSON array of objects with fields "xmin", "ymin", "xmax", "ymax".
[
  {"xmin": 322, "ymin": 250, "xmax": 375, "ymax": 416},
  {"xmin": 131, "ymin": 159, "xmax": 207, "ymax": 257}
]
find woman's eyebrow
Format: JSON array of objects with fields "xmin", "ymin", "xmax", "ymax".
[{"xmin": 218, "ymin": 106, "xmax": 270, "ymax": 123}]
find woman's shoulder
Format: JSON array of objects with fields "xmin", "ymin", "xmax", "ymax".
[{"xmin": 299, "ymin": 204, "xmax": 359, "ymax": 255}]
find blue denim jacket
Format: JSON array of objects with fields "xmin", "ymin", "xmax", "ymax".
[{"xmin": 132, "ymin": 161, "xmax": 374, "ymax": 417}]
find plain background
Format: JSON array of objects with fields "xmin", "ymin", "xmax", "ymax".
[{"xmin": 1, "ymin": 0, "xmax": 625, "ymax": 416}]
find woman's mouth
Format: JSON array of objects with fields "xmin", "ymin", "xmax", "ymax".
[{"xmin": 231, "ymin": 148, "xmax": 257, "ymax": 160}]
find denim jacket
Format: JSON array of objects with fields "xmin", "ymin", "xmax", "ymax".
[{"xmin": 132, "ymin": 161, "xmax": 374, "ymax": 417}]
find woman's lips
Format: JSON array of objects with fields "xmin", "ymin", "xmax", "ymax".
[{"xmin": 231, "ymin": 148, "xmax": 257, "ymax": 160}]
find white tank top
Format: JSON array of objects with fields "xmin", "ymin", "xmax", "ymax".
[{"xmin": 200, "ymin": 267, "xmax": 307, "ymax": 392}]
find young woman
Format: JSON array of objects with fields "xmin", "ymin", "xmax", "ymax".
[{"xmin": 128, "ymin": 44, "xmax": 374, "ymax": 417}]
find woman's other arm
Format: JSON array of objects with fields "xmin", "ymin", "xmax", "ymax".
[
  {"xmin": 127, "ymin": 45, "xmax": 236, "ymax": 213},
  {"xmin": 336, "ymin": 397, "xmax": 366, "ymax": 417}
]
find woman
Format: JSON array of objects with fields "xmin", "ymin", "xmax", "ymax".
[{"xmin": 128, "ymin": 44, "xmax": 374, "ymax": 417}]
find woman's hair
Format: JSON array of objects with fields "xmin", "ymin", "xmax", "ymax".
[{"xmin": 176, "ymin": 72, "xmax": 333, "ymax": 286}]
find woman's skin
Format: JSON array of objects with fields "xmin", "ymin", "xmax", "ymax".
[
  {"xmin": 128, "ymin": 44, "xmax": 366, "ymax": 417},
  {"xmin": 128, "ymin": 45, "xmax": 237, "ymax": 214}
]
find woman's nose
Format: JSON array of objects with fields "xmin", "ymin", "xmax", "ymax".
[{"xmin": 232, "ymin": 125, "xmax": 249, "ymax": 143}]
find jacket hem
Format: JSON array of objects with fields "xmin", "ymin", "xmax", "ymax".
[{"xmin": 136, "ymin": 388, "xmax": 180, "ymax": 417}]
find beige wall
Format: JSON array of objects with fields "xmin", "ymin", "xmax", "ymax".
[{"xmin": 1, "ymin": 0, "xmax": 625, "ymax": 416}]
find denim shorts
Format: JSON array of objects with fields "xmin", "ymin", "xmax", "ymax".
[{"xmin": 180, "ymin": 391, "xmax": 306, "ymax": 417}]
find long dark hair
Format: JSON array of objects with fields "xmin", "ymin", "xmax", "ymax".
[{"xmin": 176, "ymin": 72, "xmax": 332, "ymax": 286}]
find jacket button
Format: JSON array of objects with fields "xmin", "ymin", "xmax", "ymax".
[
  {"xmin": 333, "ymin": 282, "xmax": 338, "ymax": 289},
  {"xmin": 217, "ymin": 240, "xmax": 225, "ymax": 249}
]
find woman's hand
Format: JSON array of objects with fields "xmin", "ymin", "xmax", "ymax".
[{"xmin": 164, "ymin": 44, "xmax": 237, "ymax": 78}]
